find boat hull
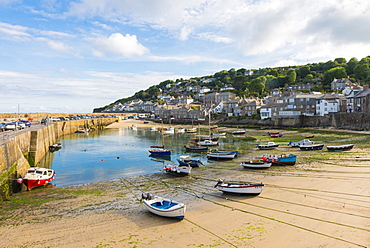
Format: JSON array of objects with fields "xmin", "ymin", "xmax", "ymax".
[
  {"xmin": 207, "ymin": 152, "xmax": 237, "ymax": 160},
  {"xmin": 163, "ymin": 164, "xmax": 191, "ymax": 176},
  {"xmin": 326, "ymin": 144, "xmax": 354, "ymax": 152},
  {"xmin": 184, "ymin": 145, "xmax": 208, "ymax": 152},
  {"xmin": 177, "ymin": 157, "xmax": 203, "ymax": 167},
  {"xmin": 241, "ymin": 161, "xmax": 272, "ymax": 169},
  {"xmin": 142, "ymin": 195, "xmax": 186, "ymax": 220},
  {"xmin": 299, "ymin": 144, "xmax": 324, "ymax": 151},
  {"xmin": 216, "ymin": 184, "xmax": 264, "ymax": 195},
  {"xmin": 257, "ymin": 144, "xmax": 279, "ymax": 150},
  {"xmin": 267, "ymin": 154, "xmax": 297, "ymax": 165},
  {"xmin": 22, "ymin": 167, "xmax": 55, "ymax": 190},
  {"xmin": 149, "ymin": 149, "xmax": 171, "ymax": 156}
]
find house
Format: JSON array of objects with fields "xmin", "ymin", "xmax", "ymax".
[
  {"xmin": 203, "ymin": 92, "xmax": 236, "ymax": 107},
  {"xmin": 331, "ymin": 78, "xmax": 353, "ymax": 90},
  {"xmin": 285, "ymin": 93, "xmax": 323, "ymax": 116},
  {"xmin": 352, "ymin": 85, "xmax": 370, "ymax": 112},
  {"xmin": 316, "ymin": 94, "xmax": 340, "ymax": 116}
]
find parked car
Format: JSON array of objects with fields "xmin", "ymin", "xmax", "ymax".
[
  {"xmin": 19, "ymin": 120, "xmax": 31, "ymax": 127},
  {"xmin": 0, "ymin": 123, "xmax": 5, "ymax": 132},
  {"xmin": 14, "ymin": 121, "xmax": 26, "ymax": 129},
  {"xmin": 3, "ymin": 122, "xmax": 17, "ymax": 130}
]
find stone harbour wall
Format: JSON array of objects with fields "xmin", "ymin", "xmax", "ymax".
[{"xmin": 0, "ymin": 117, "xmax": 117, "ymax": 200}]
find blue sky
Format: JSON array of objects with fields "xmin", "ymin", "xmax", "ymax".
[{"xmin": 0, "ymin": 0, "xmax": 369, "ymax": 113}]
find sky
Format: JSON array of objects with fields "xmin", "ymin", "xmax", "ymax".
[{"xmin": 0, "ymin": 0, "xmax": 370, "ymax": 113}]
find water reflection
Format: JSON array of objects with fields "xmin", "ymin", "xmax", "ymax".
[{"xmin": 39, "ymin": 128, "xmax": 256, "ymax": 188}]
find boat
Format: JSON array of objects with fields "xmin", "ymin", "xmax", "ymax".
[
  {"xmin": 141, "ymin": 193, "xmax": 186, "ymax": 220},
  {"xmin": 299, "ymin": 144, "xmax": 324, "ymax": 151},
  {"xmin": 265, "ymin": 154, "xmax": 297, "ymax": 165},
  {"xmin": 257, "ymin": 142, "xmax": 279, "ymax": 150},
  {"xmin": 163, "ymin": 164, "xmax": 192, "ymax": 176},
  {"xmin": 240, "ymin": 157, "xmax": 272, "ymax": 169},
  {"xmin": 161, "ymin": 127, "xmax": 175, "ymax": 134},
  {"xmin": 49, "ymin": 143, "xmax": 62, "ymax": 151},
  {"xmin": 149, "ymin": 123, "xmax": 171, "ymax": 156},
  {"xmin": 232, "ymin": 130, "xmax": 246, "ymax": 135},
  {"xmin": 214, "ymin": 179, "xmax": 264, "ymax": 195},
  {"xmin": 75, "ymin": 129, "xmax": 89, "ymax": 133},
  {"xmin": 149, "ymin": 126, "xmax": 158, "ymax": 131},
  {"xmin": 197, "ymin": 139, "xmax": 219, "ymax": 146},
  {"xmin": 186, "ymin": 127, "xmax": 197, "ymax": 133},
  {"xmin": 326, "ymin": 144, "xmax": 354, "ymax": 152},
  {"xmin": 184, "ymin": 144, "xmax": 208, "ymax": 152},
  {"xmin": 177, "ymin": 155, "xmax": 203, "ymax": 167},
  {"xmin": 129, "ymin": 125, "xmax": 137, "ymax": 130},
  {"xmin": 149, "ymin": 146, "xmax": 171, "ymax": 156},
  {"xmin": 289, "ymin": 139, "xmax": 314, "ymax": 147},
  {"xmin": 192, "ymin": 135, "xmax": 219, "ymax": 141},
  {"xmin": 207, "ymin": 151, "xmax": 238, "ymax": 160},
  {"xmin": 20, "ymin": 167, "xmax": 56, "ymax": 190},
  {"xmin": 212, "ymin": 132, "xmax": 226, "ymax": 136},
  {"xmin": 175, "ymin": 127, "xmax": 186, "ymax": 133},
  {"xmin": 269, "ymin": 132, "xmax": 283, "ymax": 138}
]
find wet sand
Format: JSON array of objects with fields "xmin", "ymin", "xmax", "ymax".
[{"xmin": 0, "ymin": 119, "xmax": 369, "ymax": 247}]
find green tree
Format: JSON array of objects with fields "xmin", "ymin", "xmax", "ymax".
[
  {"xmin": 354, "ymin": 63, "xmax": 370, "ymax": 80},
  {"xmin": 323, "ymin": 67, "xmax": 347, "ymax": 88},
  {"xmin": 334, "ymin": 57, "xmax": 347, "ymax": 65},
  {"xmin": 287, "ymin": 69, "xmax": 297, "ymax": 85}
]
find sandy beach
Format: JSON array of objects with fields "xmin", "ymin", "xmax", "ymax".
[{"xmin": 0, "ymin": 119, "xmax": 369, "ymax": 248}]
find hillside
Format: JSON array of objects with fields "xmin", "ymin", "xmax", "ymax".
[{"xmin": 94, "ymin": 56, "xmax": 370, "ymax": 112}]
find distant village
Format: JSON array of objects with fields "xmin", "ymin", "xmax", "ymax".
[{"xmin": 101, "ymin": 77, "xmax": 367, "ymax": 121}]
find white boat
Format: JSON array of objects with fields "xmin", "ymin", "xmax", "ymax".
[
  {"xmin": 257, "ymin": 142, "xmax": 279, "ymax": 150},
  {"xmin": 197, "ymin": 139, "xmax": 219, "ymax": 146},
  {"xmin": 326, "ymin": 144, "xmax": 354, "ymax": 152},
  {"xmin": 207, "ymin": 151, "xmax": 238, "ymax": 160},
  {"xmin": 162, "ymin": 127, "xmax": 175, "ymax": 134},
  {"xmin": 129, "ymin": 125, "xmax": 137, "ymax": 130},
  {"xmin": 289, "ymin": 139, "xmax": 314, "ymax": 147},
  {"xmin": 149, "ymin": 126, "xmax": 158, "ymax": 131},
  {"xmin": 163, "ymin": 164, "xmax": 192, "ymax": 176},
  {"xmin": 141, "ymin": 193, "xmax": 186, "ymax": 220},
  {"xmin": 175, "ymin": 127, "xmax": 185, "ymax": 133},
  {"xmin": 240, "ymin": 157, "xmax": 272, "ymax": 169},
  {"xmin": 212, "ymin": 132, "xmax": 226, "ymax": 136},
  {"xmin": 214, "ymin": 179, "xmax": 264, "ymax": 195}
]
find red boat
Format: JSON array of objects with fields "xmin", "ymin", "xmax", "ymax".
[
  {"xmin": 269, "ymin": 132, "xmax": 283, "ymax": 138},
  {"xmin": 20, "ymin": 167, "xmax": 56, "ymax": 190}
]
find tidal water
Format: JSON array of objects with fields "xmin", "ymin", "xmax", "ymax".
[{"xmin": 39, "ymin": 128, "xmax": 252, "ymax": 188}]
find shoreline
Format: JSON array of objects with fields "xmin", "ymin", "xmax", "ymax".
[{"xmin": 0, "ymin": 121, "xmax": 369, "ymax": 247}]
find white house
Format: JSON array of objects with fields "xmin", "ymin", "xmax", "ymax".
[{"xmin": 316, "ymin": 94, "xmax": 340, "ymax": 116}]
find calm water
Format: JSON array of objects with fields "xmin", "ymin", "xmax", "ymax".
[{"xmin": 39, "ymin": 128, "xmax": 251, "ymax": 187}]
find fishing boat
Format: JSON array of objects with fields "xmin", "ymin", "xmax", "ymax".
[
  {"xmin": 192, "ymin": 135, "xmax": 219, "ymax": 141},
  {"xmin": 207, "ymin": 151, "xmax": 238, "ymax": 160},
  {"xmin": 240, "ymin": 157, "xmax": 272, "ymax": 169},
  {"xmin": 186, "ymin": 127, "xmax": 197, "ymax": 133},
  {"xmin": 232, "ymin": 130, "xmax": 246, "ymax": 135},
  {"xmin": 212, "ymin": 132, "xmax": 226, "ymax": 136},
  {"xmin": 20, "ymin": 167, "xmax": 56, "ymax": 190},
  {"xmin": 289, "ymin": 139, "xmax": 314, "ymax": 147},
  {"xmin": 141, "ymin": 193, "xmax": 186, "ymax": 220},
  {"xmin": 49, "ymin": 143, "xmax": 62, "ymax": 151},
  {"xmin": 75, "ymin": 129, "xmax": 89, "ymax": 133},
  {"xmin": 177, "ymin": 155, "xmax": 203, "ymax": 167},
  {"xmin": 163, "ymin": 164, "xmax": 192, "ymax": 176},
  {"xmin": 326, "ymin": 144, "xmax": 354, "ymax": 152},
  {"xmin": 269, "ymin": 132, "xmax": 283, "ymax": 138},
  {"xmin": 184, "ymin": 144, "xmax": 208, "ymax": 152},
  {"xmin": 197, "ymin": 139, "xmax": 219, "ymax": 146},
  {"xmin": 214, "ymin": 179, "xmax": 264, "ymax": 195},
  {"xmin": 149, "ymin": 126, "xmax": 158, "ymax": 131},
  {"xmin": 175, "ymin": 127, "xmax": 186, "ymax": 133},
  {"xmin": 161, "ymin": 127, "xmax": 175, "ymax": 134},
  {"xmin": 149, "ymin": 125, "xmax": 171, "ymax": 156},
  {"xmin": 265, "ymin": 154, "xmax": 297, "ymax": 165},
  {"xmin": 299, "ymin": 144, "xmax": 324, "ymax": 151},
  {"xmin": 149, "ymin": 146, "xmax": 171, "ymax": 156},
  {"xmin": 257, "ymin": 142, "xmax": 279, "ymax": 150}
]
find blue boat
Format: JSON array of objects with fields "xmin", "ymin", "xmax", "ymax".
[
  {"xmin": 266, "ymin": 154, "xmax": 297, "ymax": 165},
  {"xmin": 176, "ymin": 155, "xmax": 203, "ymax": 167},
  {"xmin": 149, "ymin": 146, "xmax": 171, "ymax": 156}
]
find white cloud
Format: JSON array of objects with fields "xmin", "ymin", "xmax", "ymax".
[{"xmin": 93, "ymin": 33, "xmax": 149, "ymax": 58}]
